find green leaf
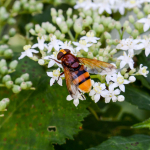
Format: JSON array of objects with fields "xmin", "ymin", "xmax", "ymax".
[
  {"xmin": 0, "ymin": 57, "xmax": 90, "ymax": 150},
  {"xmin": 124, "ymin": 85, "xmax": 150, "ymax": 110},
  {"xmin": 132, "ymin": 118, "xmax": 150, "ymax": 129},
  {"xmin": 136, "ymin": 76, "xmax": 150, "ymax": 90},
  {"xmin": 87, "ymin": 134, "xmax": 150, "ymax": 150}
]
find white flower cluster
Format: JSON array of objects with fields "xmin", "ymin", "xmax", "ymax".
[
  {"xmin": 19, "ymin": 31, "xmax": 149, "ymax": 106},
  {"xmin": 74, "ymin": 0, "xmax": 150, "ymax": 15}
]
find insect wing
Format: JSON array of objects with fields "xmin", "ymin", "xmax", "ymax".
[
  {"xmin": 78, "ymin": 57, "xmax": 116, "ymax": 74},
  {"xmin": 63, "ymin": 65, "xmax": 81, "ymax": 99}
]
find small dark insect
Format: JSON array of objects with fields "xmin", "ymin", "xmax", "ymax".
[{"xmin": 51, "ymin": 49, "xmax": 116, "ymax": 99}]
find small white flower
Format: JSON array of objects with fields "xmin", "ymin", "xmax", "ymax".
[
  {"xmin": 80, "ymin": 32, "xmax": 100, "ymax": 43},
  {"xmin": 100, "ymin": 63, "xmax": 117, "ymax": 84},
  {"xmin": 73, "ymin": 40, "xmax": 92, "ymax": 52},
  {"xmin": 74, "ymin": 0, "xmax": 86, "ymax": 9},
  {"xmin": 104, "ymin": 85, "xmax": 120, "ymax": 103},
  {"xmin": 111, "ymin": 72, "xmax": 130, "ymax": 92},
  {"xmin": 125, "ymin": 0, "xmax": 141, "ymax": 9},
  {"xmin": 138, "ymin": 64, "xmax": 149, "ymax": 77},
  {"xmin": 18, "ymin": 45, "xmax": 39, "ymax": 60},
  {"xmin": 116, "ymin": 38, "xmax": 143, "ymax": 53},
  {"xmin": 44, "ymin": 52, "xmax": 62, "ymax": 68},
  {"xmin": 47, "ymin": 68, "xmax": 64, "ymax": 86},
  {"xmin": 117, "ymin": 51, "xmax": 134, "ymax": 69},
  {"xmin": 118, "ymin": 95, "xmax": 125, "ymax": 102},
  {"xmin": 129, "ymin": 76, "xmax": 136, "ymax": 82},
  {"xmin": 97, "ymin": 0, "xmax": 112, "ymax": 14},
  {"xmin": 137, "ymin": 15, "xmax": 150, "ymax": 32},
  {"xmin": 47, "ymin": 35, "xmax": 63, "ymax": 53},
  {"xmin": 66, "ymin": 94, "xmax": 85, "ymax": 107},
  {"xmin": 89, "ymin": 82, "xmax": 107, "ymax": 103},
  {"xmin": 32, "ymin": 36, "xmax": 47, "ymax": 51},
  {"xmin": 59, "ymin": 41, "xmax": 75, "ymax": 53},
  {"xmin": 140, "ymin": 38, "xmax": 150, "ymax": 57}
]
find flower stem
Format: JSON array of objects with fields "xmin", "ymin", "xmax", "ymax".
[
  {"xmin": 75, "ymin": 33, "xmax": 79, "ymax": 41},
  {"xmin": 68, "ymin": 30, "xmax": 74, "ymax": 41},
  {"xmin": 4, "ymin": 0, "xmax": 12, "ymax": 8},
  {"xmin": 30, "ymin": 87, "xmax": 36, "ymax": 90},
  {"xmin": 88, "ymin": 106, "xmax": 100, "ymax": 121},
  {"xmin": 0, "ymin": 84, "xmax": 5, "ymax": 87}
]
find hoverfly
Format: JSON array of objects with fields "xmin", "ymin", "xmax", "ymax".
[{"xmin": 52, "ymin": 49, "xmax": 116, "ymax": 99}]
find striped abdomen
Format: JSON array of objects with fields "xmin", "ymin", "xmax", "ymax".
[{"xmin": 72, "ymin": 65, "xmax": 92, "ymax": 93}]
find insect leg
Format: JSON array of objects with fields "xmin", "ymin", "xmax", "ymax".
[
  {"xmin": 53, "ymin": 72, "xmax": 64, "ymax": 85},
  {"xmin": 78, "ymin": 90, "xmax": 85, "ymax": 100},
  {"xmin": 48, "ymin": 57, "xmax": 61, "ymax": 64}
]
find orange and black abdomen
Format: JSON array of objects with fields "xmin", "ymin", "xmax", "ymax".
[{"xmin": 72, "ymin": 65, "xmax": 92, "ymax": 93}]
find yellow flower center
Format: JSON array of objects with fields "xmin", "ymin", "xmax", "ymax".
[
  {"xmin": 130, "ymin": 0, "xmax": 136, "ymax": 4},
  {"xmin": 53, "ymin": 70, "xmax": 60, "ymax": 77},
  {"xmin": 79, "ymin": 0, "xmax": 84, "ymax": 3},
  {"xmin": 117, "ymin": 77, "xmax": 124, "ymax": 84},
  {"xmin": 79, "ymin": 40, "xmax": 87, "ymax": 45},
  {"xmin": 23, "ymin": 45, "xmax": 31, "ymax": 50},
  {"xmin": 94, "ymin": 86, "xmax": 102, "ymax": 94},
  {"xmin": 86, "ymin": 32, "xmax": 94, "ymax": 37},
  {"xmin": 142, "ymin": 67, "xmax": 147, "ymax": 74},
  {"xmin": 53, "ymin": 52, "xmax": 57, "ymax": 58}
]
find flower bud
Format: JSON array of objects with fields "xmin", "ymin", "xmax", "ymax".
[
  {"xmin": 86, "ymin": 16, "xmax": 92, "ymax": 25},
  {"xmin": 21, "ymin": 73, "xmax": 29, "ymax": 81},
  {"xmin": 25, "ymin": 23, "xmax": 34, "ymax": 31},
  {"xmin": 54, "ymin": 30, "xmax": 61, "ymax": 38},
  {"xmin": 76, "ymin": 51, "xmax": 83, "ymax": 57},
  {"xmin": 104, "ymin": 32, "xmax": 111, "ymax": 39},
  {"xmin": 112, "ymin": 39, "xmax": 119, "ymax": 45},
  {"xmin": 66, "ymin": 18, "xmax": 73, "ymax": 28},
  {"xmin": 5, "ymin": 81, "xmax": 13, "ymax": 89},
  {"xmin": 21, "ymin": 0, "xmax": 27, "ymax": 4},
  {"xmin": 2, "ymin": 75, "xmax": 11, "ymax": 83},
  {"xmin": 39, "ymin": 28, "xmax": 46, "ymax": 35},
  {"xmin": 0, "ymin": 66, "xmax": 8, "ymax": 75},
  {"xmin": 61, "ymin": 25, "xmax": 68, "ymax": 33},
  {"xmin": 134, "ymin": 22, "xmax": 143, "ymax": 31},
  {"xmin": 12, "ymin": 85, "xmax": 21, "ymax": 94},
  {"xmin": 79, "ymin": 12, "xmax": 85, "ymax": 18},
  {"xmin": 73, "ymin": 15, "xmax": 77, "ymax": 22},
  {"xmin": 143, "ymin": 4, "xmax": 150, "ymax": 15},
  {"xmin": 32, "ymin": 55, "xmax": 38, "ymax": 61},
  {"xmin": 133, "ymin": 7, "xmax": 139, "ymax": 14},
  {"xmin": 9, "ymin": 60, "xmax": 18, "ymax": 70},
  {"xmin": 0, "ymin": 101, "xmax": 6, "ymax": 111},
  {"xmin": 82, "ymin": 19, "xmax": 89, "ymax": 27},
  {"xmin": 108, "ymin": 22, "xmax": 115, "ymax": 30},
  {"xmin": 38, "ymin": 59, "xmax": 45, "ymax": 65},
  {"xmin": 98, "ymin": 56, "xmax": 103, "ymax": 61},
  {"xmin": 29, "ymin": 5, "xmax": 36, "ymax": 12},
  {"xmin": 116, "ymin": 60, "xmax": 120, "ymax": 68},
  {"xmin": 110, "ymin": 49, "xmax": 117, "ymax": 55},
  {"xmin": 23, "ymin": 3, "xmax": 29, "ymax": 10},
  {"xmin": 137, "ymin": 11, "xmax": 144, "ymax": 19},
  {"xmin": 95, "ymin": 42, "xmax": 101, "ymax": 48},
  {"xmin": 123, "ymin": 21, "xmax": 129, "ymax": 28},
  {"xmin": 36, "ymin": 3, "xmax": 43, "ymax": 11},
  {"xmin": 106, "ymin": 39, "xmax": 113, "ymax": 45},
  {"xmin": 29, "ymin": 29, "xmax": 36, "ymax": 35},
  {"xmin": 20, "ymin": 82, "xmax": 28, "ymax": 90},
  {"xmin": 74, "ymin": 23, "xmax": 82, "ymax": 34},
  {"xmin": 4, "ymin": 49, "xmax": 13, "ymax": 59},
  {"xmin": 118, "ymin": 95, "xmax": 125, "ymax": 102},
  {"xmin": 7, "ymin": 18, "xmax": 16, "ymax": 25},
  {"xmin": 58, "ymin": 9, "xmax": 63, "ymax": 15},
  {"xmin": 129, "ymin": 76, "xmax": 136, "ymax": 82},
  {"xmin": 26, "ymin": 81, "xmax": 33, "ymax": 89},
  {"xmin": 103, "ymin": 17, "xmax": 111, "ymax": 27},
  {"xmin": 131, "ymin": 29, "xmax": 139, "ymax": 39},
  {"xmin": 103, "ymin": 57, "xmax": 109, "ymax": 62},
  {"xmin": 59, "ymin": 34, "xmax": 65, "ymax": 41},
  {"xmin": 0, "ymin": 59, "xmax": 7, "ymax": 68},
  {"xmin": 99, "ymin": 49, "xmax": 104, "ymax": 56},
  {"xmin": 9, "ymin": 28, "xmax": 16, "ymax": 37},
  {"xmin": 124, "ymin": 73, "xmax": 129, "ymax": 79},
  {"xmin": 93, "ymin": 16, "xmax": 101, "ymax": 24},
  {"xmin": 15, "ymin": 77, "xmax": 24, "ymax": 85},
  {"xmin": 87, "ymin": 52, "xmax": 93, "ymax": 59},
  {"xmin": 128, "ymin": 15, "xmax": 135, "ymax": 24},
  {"xmin": 2, "ymin": 35, "xmax": 9, "ymax": 42},
  {"xmin": 115, "ymin": 21, "xmax": 121, "ymax": 30},
  {"xmin": 129, "ymin": 68, "xmax": 136, "ymax": 75},
  {"xmin": 126, "ymin": 26, "xmax": 132, "ymax": 34},
  {"xmin": 121, "ymin": 68, "xmax": 127, "ymax": 75},
  {"xmin": 0, "ymin": 45, "xmax": 8, "ymax": 55},
  {"xmin": 103, "ymin": 50, "xmax": 108, "ymax": 57},
  {"xmin": 51, "ymin": 8, "xmax": 57, "ymax": 16},
  {"xmin": 12, "ymin": 1, "xmax": 21, "ymax": 12},
  {"xmin": 1, "ymin": 98, "xmax": 10, "ymax": 106},
  {"xmin": 80, "ymin": 30, "xmax": 86, "ymax": 35},
  {"xmin": 35, "ymin": 24, "xmax": 41, "ymax": 33},
  {"xmin": 67, "ymin": 8, "xmax": 72, "ymax": 16}
]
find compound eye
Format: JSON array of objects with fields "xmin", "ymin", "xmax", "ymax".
[
  {"xmin": 64, "ymin": 49, "xmax": 70, "ymax": 53},
  {"xmin": 57, "ymin": 52, "xmax": 64, "ymax": 60}
]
